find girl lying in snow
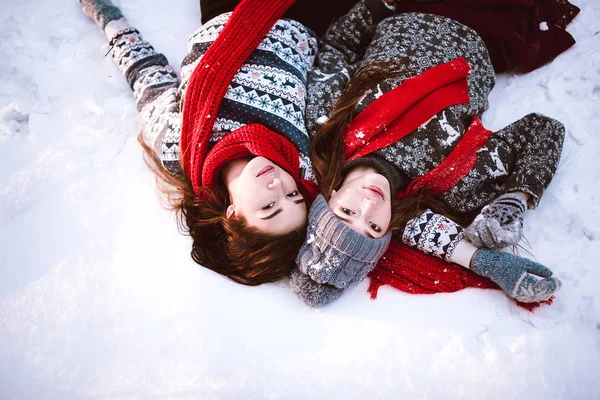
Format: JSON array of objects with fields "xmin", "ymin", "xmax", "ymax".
[
  {"xmin": 76, "ymin": 0, "xmax": 366, "ymax": 285},
  {"xmin": 78, "ymin": 0, "xmax": 564, "ymax": 307},
  {"xmin": 291, "ymin": 2, "xmax": 565, "ymax": 306}
]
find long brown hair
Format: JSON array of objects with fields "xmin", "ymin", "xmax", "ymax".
[
  {"xmin": 311, "ymin": 62, "xmax": 477, "ymax": 231},
  {"xmin": 138, "ymin": 135, "xmax": 305, "ymax": 285}
]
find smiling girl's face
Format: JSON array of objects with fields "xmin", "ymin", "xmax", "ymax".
[
  {"xmin": 327, "ymin": 166, "xmax": 391, "ymax": 238},
  {"xmin": 223, "ymin": 156, "xmax": 307, "ymax": 235}
]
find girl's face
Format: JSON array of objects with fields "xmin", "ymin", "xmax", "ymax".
[
  {"xmin": 328, "ymin": 169, "xmax": 391, "ymax": 238},
  {"xmin": 224, "ymin": 156, "xmax": 307, "ymax": 235}
]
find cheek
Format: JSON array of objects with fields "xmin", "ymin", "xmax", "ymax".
[
  {"xmin": 330, "ymin": 187, "xmax": 360, "ymax": 207},
  {"xmin": 231, "ymin": 178, "xmax": 261, "ymax": 210},
  {"xmin": 377, "ymin": 204, "xmax": 392, "ymax": 226},
  {"xmin": 328, "ymin": 191, "xmax": 345, "ymax": 209},
  {"xmin": 327, "ymin": 193, "xmax": 337, "ymax": 208}
]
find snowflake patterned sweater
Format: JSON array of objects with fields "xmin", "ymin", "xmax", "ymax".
[
  {"xmin": 307, "ymin": 7, "xmax": 565, "ymax": 214},
  {"xmin": 108, "ymin": 13, "xmax": 318, "ymax": 180},
  {"xmin": 305, "ymin": 2, "xmax": 565, "ymax": 255},
  {"xmin": 289, "ymin": 1, "xmax": 566, "ymax": 307}
]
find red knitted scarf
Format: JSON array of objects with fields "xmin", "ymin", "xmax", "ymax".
[
  {"xmin": 180, "ymin": 0, "xmax": 303, "ymax": 195},
  {"xmin": 202, "ymin": 125, "xmax": 319, "ymax": 201},
  {"xmin": 342, "ymin": 57, "xmax": 551, "ymax": 310},
  {"xmin": 344, "ymin": 57, "xmax": 492, "ymax": 198}
]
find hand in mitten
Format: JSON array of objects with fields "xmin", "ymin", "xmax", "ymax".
[
  {"xmin": 77, "ymin": 0, "xmax": 124, "ymax": 30},
  {"xmin": 470, "ymin": 249, "xmax": 561, "ymax": 303},
  {"xmin": 464, "ymin": 193, "xmax": 527, "ymax": 250}
]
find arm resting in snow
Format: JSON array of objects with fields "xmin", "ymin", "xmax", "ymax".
[{"xmin": 107, "ymin": 23, "xmax": 181, "ymax": 170}]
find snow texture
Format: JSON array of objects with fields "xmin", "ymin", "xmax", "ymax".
[{"xmin": 1, "ymin": 0, "xmax": 599, "ymax": 399}]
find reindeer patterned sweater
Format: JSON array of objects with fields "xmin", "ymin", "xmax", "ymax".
[
  {"xmin": 108, "ymin": 12, "xmax": 318, "ymax": 178},
  {"xmin": 306, "ymin": 6, "xmax": 565, "ymax": 214}
]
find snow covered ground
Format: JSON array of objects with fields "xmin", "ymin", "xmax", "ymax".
[{"xmin": 1, "ymin": 0, "xmax": 599, "ymax": 398}]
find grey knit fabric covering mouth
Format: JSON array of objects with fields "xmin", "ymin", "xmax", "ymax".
[{"xmin": 296, "ymin": 195, "xmax": 391, "ymax": 289}]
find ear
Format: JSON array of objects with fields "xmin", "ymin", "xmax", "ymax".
[
  {"xmin": 331, "ymin": 189, "xmax": 337, "ymax": 196},
  {"xmin": 226, "ymin": 205, "xmax": 236, "ymax": 219}
]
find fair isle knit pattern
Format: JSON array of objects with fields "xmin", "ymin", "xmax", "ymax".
[
  {"xmin": 306, "ymin": 10, "xmax": 565, "ymax": 214},
  {"xmin": 402, "ymin": 209, "xmax": 464, "ymax": 263},
  {"xmin": 109, "ymin": 16, "xmax": 317, "ymax": 179},
  {"xmin": 109, "ymin": 28, "xmax": 181, "ymax": 171},
  {"xmin": 178, "ymin": 13, "xmax": 317, "ymax": 179}
]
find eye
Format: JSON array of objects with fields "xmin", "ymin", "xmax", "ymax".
[
  {"xmin": 286, "ymin": 190, "xmax": 299, "ymax": 197},
  {"xmin": 341, "ymin": 207, "xmax": 354, "ymax": 216},
  {"xmin": 262, "ymin": 201, "xmax": 276, "ymax": 210},
  {"xmin": 370, "ymin": 223, "xmax": 382, "ymax": 233}
]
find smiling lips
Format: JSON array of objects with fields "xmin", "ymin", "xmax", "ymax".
[
  {"xmin": 257, "ymin": 165, "xmax": 275, "ymax": 177},
  {"xmin": 367, "ymin": 185, "xmax": 385, "ymax": 200}
]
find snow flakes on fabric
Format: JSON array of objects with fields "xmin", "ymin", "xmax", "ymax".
[{"xmin": 306, "ymin": 10, "xmax": 565, "ymax": 214}]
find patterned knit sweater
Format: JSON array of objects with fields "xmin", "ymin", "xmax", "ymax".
[
  {"xmin": 288, "ymin": 1, "xmax": 566, "ymax": 307},
  {"xmin": 109, "ymin": 13, "xmax": 318, "ymax": 180},
  {"xmin": 306, "ymin": 7, "xmax": 565, "ymax": 214}
]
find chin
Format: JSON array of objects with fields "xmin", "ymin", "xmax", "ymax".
[
  {"xmin": 365, "ymin": 174, "xmax": 391, "ymax": 192},
  {"xmin": 244, "ymin": 156, "xmax": 273, "ymax": 177}
]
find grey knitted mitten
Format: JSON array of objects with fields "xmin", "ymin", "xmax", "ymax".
[
  {"xmin": 471, "ymin": 249, "xmax": 561, "ymax": 303},
  {"xmin": 289, "ymin": 269, "xmax": 344, "ymax": 307},
  {"xmin": 464, "ymin": 193, "xmax": 527, "ymax": 250},
  {"xmin": 77, "ymin": 0, "xmax": 124, "ymax": 30}
]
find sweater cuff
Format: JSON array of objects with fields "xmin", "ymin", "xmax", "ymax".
[
  {"xmin": 503, "ymin": 185, "xmax": 540, "ymax": 209},
  {"xmin": 402, "ymin": 209, "xmax": 464, "ymax": 263},
  {"xmin": 364, "ymin": 0, "xmax": 396, "ymax": 24}
]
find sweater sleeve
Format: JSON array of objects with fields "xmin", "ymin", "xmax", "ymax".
[
  {"xmin": 492, "ymin": 113, "xmax": 565, "ymax": 208},
  {"xmin": 439, "ymin": 112, "xmax": 565, "ymax": 213},
  {"xmin": 305, "ymin": 0, "xmax": 395, "ymax": 138},
  {"xmin": 401, "ymin": 209, "xmax": 466, "ymax": 263},
  {"xmin": 108, "ymin": 28, "xmax": 181, "ymax": 172}
]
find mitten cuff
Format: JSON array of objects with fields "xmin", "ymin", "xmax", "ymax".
[
  {"xmin": 79, "ymin": 0, "xmax": 124, "ymax": 30},
  {"xmin": 503, "ymin": 186, "xmax": 539, "ymax": 209}
]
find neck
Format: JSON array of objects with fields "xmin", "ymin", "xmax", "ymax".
[{"xmin": 220, "ymin": 158, "xmax": 251, "ymax": 188}]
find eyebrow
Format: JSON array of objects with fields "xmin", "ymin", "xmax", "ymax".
[
  {"xmin": 260, "ymin": 198, "xmax": 304, "ymax": 221},
  {"xmin": 261, "ymin": 208, "xmax": 283, "ymax": 220}
]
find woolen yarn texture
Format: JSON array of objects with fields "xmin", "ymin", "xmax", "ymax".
[{"xmin": 296, "ymin": 195, "xmax": 391, "ymax": 289}]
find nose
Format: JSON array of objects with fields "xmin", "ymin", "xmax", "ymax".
[
  {"xmin": 361, "ymin": 196, "xmax": 376, "ymax": 212},
  {"xmin": 267, "ymin": 178, "xmax": 282, "ymax": 190}
]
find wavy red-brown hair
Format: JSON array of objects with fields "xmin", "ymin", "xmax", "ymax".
[
  {"xmin": 138, "ymin": 134, "xmax": 306, "ymax": 285},
  {"xmin": 311, "ymin": 62, "xmax": 478, "ymax": 230}
]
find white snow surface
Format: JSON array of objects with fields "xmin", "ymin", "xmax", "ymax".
[{"xmin": 1, "ymin": 0, "xmax": 600, "ymax": 398}]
